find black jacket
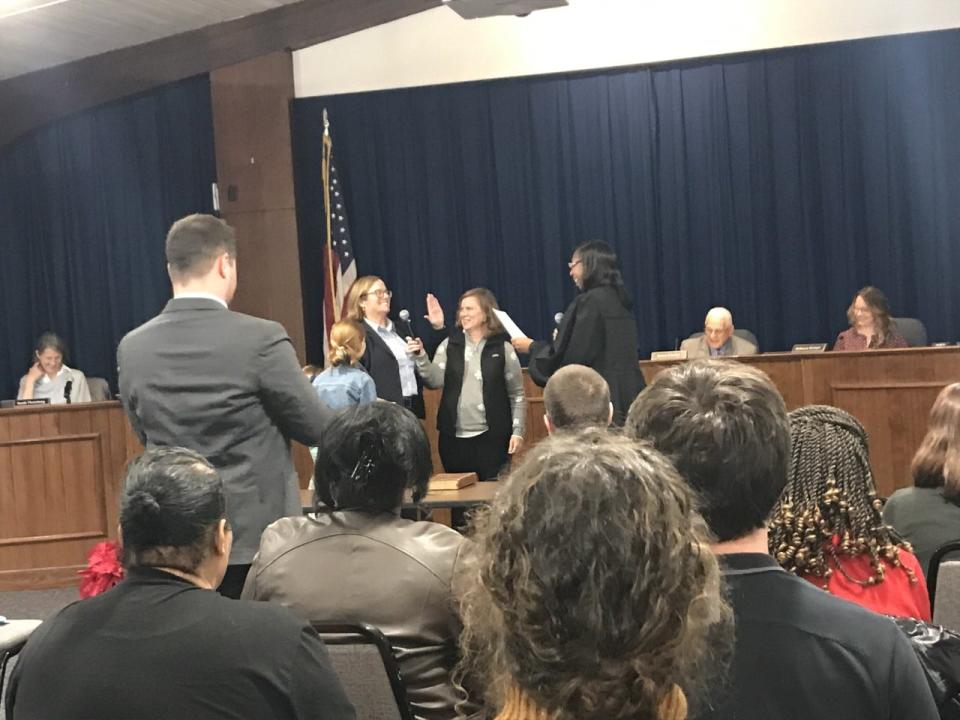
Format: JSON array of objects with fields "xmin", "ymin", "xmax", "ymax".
[
  {"xmin": 359, "ymin": 317, "xmax": 445, "ymax": 419},
  {"xmin": 529, "ymin": 284, "xmax": 643, "ymax": 424},
  {"xmin": 6, "ymin": 567, "xmax": 354, "ymax": 720}
]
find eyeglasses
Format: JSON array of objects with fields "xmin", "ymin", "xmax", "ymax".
[
  {"xmin": 567, "ymin": 259, "xmax": 582, "ymax": 269},
  {"xmin": 363, "ymin": 289, "xmax": 392, "ymax": 299}
]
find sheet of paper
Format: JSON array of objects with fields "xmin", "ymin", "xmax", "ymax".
[{"xmin": 493, "ymin": 309, "xmax": 526, "ymax": 339}]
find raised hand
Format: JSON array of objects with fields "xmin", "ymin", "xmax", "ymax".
[{"xmin": 424, "ymin": 293, "xmax": 445, "ymax": 330}]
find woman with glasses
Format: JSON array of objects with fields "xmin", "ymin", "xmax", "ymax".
[
  {"xmin": 512, "ymin": 240, "xmax": 643, "ymax": 425},
  {"xmin": 833, "ymin": 286, "xmax": 907, "ymax": 351},
  {"xmin": 344, "ymin": 276, "xmax": 443, "ymax": 418}
]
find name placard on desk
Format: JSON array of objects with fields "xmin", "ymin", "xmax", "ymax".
[
  {"xmin": 791, "ymin": 343, "xmax": 828, "ymax": 353},
  {"xmin": 650, "ymin": 350, "xmax": 688, "ymax": 361},
  {"xmin": 0, "ymin": 398, "xmax": 50, "ymax": 408}
]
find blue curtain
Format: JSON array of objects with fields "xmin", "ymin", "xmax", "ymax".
[
  {"xmin": 292, "ymin": 29, "xmax": 960, "ymax": 364},
  {"xmin": 0, "ymin": 74, "xmax": 216, "ymax": 397}
]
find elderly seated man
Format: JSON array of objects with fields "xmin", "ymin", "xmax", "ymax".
[
  {"xmin": 680, "ymin": 307, "xmax": 757, "ymax": 358},
  {"xmin": 542, "ymin": 364, "xmax": 613, "ymax": 434}
]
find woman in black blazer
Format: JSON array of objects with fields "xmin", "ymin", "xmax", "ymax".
[
  {"xmin": 512, "ymin": 241, "xmax": 643, "ymax": 425},
  {"xmin": 344, "ymin": 275, "xmax": 444, "ymax": 418}
]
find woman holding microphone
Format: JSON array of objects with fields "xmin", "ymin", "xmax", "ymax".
[{"xmin": 344, "ymin": 276, "xmax": 444, "ymax": 418}]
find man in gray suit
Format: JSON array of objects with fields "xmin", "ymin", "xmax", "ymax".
[
  {"xmin": 680, "ymin": 307, "xmax": 758, "ymax": 359},
  {"xmin": 118, "ymin": 214, "xmax": 330, "ymax": 598}
]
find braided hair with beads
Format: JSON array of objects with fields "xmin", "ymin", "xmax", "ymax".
[{"xmin": 769, "ymin": 405, "xmax": 917, "ymax": 589}]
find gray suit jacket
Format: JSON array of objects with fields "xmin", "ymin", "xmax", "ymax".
[
  {"xmin": 680, "ymin": 334, "xmax": 758, "ymax": 359},
  {"xmin": 118, "ymin": 298, "xmax": 331, "ymax": 564}
]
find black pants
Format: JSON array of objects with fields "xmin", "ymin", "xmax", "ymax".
[
  {"xmin": 438, "ymin": 431, "xmax": 510, "ymax": 481},
  {"xmin": 217, "ymin": 563, "xmax": 251, "ymax": 599}
]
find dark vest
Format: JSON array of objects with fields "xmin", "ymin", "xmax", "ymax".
[{"xmin": 437, "ymin": 332, "xmax": 512, "ymax": 437}]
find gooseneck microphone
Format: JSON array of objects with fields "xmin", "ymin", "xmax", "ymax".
[
  {"xmin": 398, "ymin": 309, "xmax": 415, "ymax": 339},
  {"xmin": 64, "ymin": 379, "xmax": 73, "ymax": 405}
]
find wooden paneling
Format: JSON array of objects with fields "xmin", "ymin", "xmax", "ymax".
[
  {"xmin": 0, "ymin": 402, "xmax": 142, "ymax": 590},
  {"xmin": 641, "ymin": 347, "xmax": 960, "ymax": 497},
  {"xmin": 211, "ymin": 52, "xmax": 307, "ymax": 361}
]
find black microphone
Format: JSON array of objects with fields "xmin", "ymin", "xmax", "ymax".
[
  {"xmin": 674, "ymin": 337, "xmax": 680, "ymax": 351},
  {"xmin": 64, "ymin": 379, "xmax": 73, "ymax": 405},
  {"xmin": 398, "ymin": 309, "xmax": 415, "ymax": 339}
]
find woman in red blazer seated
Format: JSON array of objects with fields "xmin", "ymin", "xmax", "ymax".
[
  {"xmin": 344, "ymin": 275, "xmax": 444, "ymax": 419},
  {"xmin": 769, "ymin": 405, "xmax": 930, "ymax": 620},
  {"xmin": 833, "ymin": 286, "xmax": 908, "ymax": 351}
]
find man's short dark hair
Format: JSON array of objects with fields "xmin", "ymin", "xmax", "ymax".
[
  {"xmin": 625, "ymin": 360, "xmax": 790, "ymax": 542},
  {"xmin": 543, "ymin": 365, "xmax": 611, "ymax": 430},
  {"xmin": 165, "ymin": 214, "xmax": 237, "ymax": 279}
]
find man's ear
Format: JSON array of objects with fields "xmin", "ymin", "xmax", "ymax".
[
  {"xmin": 213, "ymin": 519, "xmax": 230, "ymax": 557},
  {"xmin": 543, "ymin": 414, "xmax": 555, "ymax": 435}
]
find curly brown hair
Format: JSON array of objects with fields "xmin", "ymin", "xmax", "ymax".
[
  {"xmin": 455, "ymin": 430, "xmax": 730, "ymax": 720},
  {"xmin": 769, "ymin": 405, "xmax": 916, "ymax": 588}
]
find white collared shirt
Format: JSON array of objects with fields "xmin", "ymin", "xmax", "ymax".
[{"xmin": 364, "ymin": 317, "xmax": 418, "ymax": 397}]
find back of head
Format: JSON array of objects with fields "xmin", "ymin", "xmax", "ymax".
[
  {"xmin": 543, "ymin": 364, "xmax": 611, "ymax": 430},
  {"xmin": 625, "ymin": 360, "xmax": 790, "ymax": 542},
  {"xmin": 911, "ymin": 382, "xmax": 960, "ymax": 498},
  {"xmin": 770, "ymin": 405, "xmax": 914, "ymax": 583},
  {"xmin": 457, "ymin": 430, "xmax": 728, "ymax": 720},
  {"xmin": 314, "ymin": 401, "xmax": 431, "ymax": 511},
  {"xmin": 120, "ymin": 447, "xmax": 226, "ymax": 572},
  {"xmin": 165, "ymin": 214, "xmax": 237, "ymax": 281},
  {"xmin": 575, "ymin": 240, "xmax": 632, "ymax": 307},
  {"xmin": 327, "ymin": 319, "xmax": 366, "ymax": 367}
]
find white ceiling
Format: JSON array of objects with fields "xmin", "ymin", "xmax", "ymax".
[{"xmin": 0, "ymin": 0, "xmax": 305, "ymax": 81}]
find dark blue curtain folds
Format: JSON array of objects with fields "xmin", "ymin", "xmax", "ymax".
[
  {"xmin": 293, "ymin": 29, "xmax": 960, "ymax": 364},
  {"xmin": 0, "ymin": 74, "xmax": 216, "ymax": 397}
]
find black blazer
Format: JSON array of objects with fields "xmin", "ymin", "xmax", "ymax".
[
  {"xmin": 359, "ymin": 318, "xmax": 446, "ymax": 419},
  {"xmin": 529, "ymin": 285, "xmax": 643, "ymax": 425}
]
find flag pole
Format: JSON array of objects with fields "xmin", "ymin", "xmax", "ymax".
[{"xmin": 321, "ymin": 109, "xmax": 339, "ymax": 324}]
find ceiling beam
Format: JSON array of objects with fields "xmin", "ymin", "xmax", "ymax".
[{"xmin": 0, "ymin": 0, "xmax": 440, "ymax": 148}]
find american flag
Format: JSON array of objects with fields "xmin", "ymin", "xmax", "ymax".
[{"xmin": 321, "ymin": 110, "xmax": 357, "ymax": 361}]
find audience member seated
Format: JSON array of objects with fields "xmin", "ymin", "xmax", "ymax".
[
  {"xmin": 884, "ymin": 383, "xmax": 960, "ymax": 574},
  {"xmin": 626, "ymin": 360, "xmax": 938, "ymax": 720},
  {"xmin": 455, "ymin": 430, "xmax": 729, "ymax": 720},
  {"xmin": 542, "ymin": 364, "xmax": 613, "ymax": 433},
  {"xmin": 243, "ymin": 402, "xmax": 471, "ymax": 720},
  {"xmin": 5, "ymin": 447, "xmax": 354, "ymax": 720},
  {"xmin": 834, "ymin": 286, "xmax": 908, "ymax": 350},
  {"xmin": 311, "ymin": 319, "xmax": 377, "ymax": 410},
  {"xmin": 17, "ymin": 331, "xmax": 91, "ymax": 403},
  {"xmin": 770, "ymin": 405, "xmax": 930, "ymax": 620},
  {"xmin": 680, "ymin": 307, "xmax": 757, "ymax": 358}
]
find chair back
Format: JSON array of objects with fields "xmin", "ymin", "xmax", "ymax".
[
  {"xmin": 86, "ymin": 377, "xmax": 111, "ymax": 401},
  {"xmin": 928, "ymin": 540, "xmax": 960, "ymax": 631},
  {"xmin": 0, "ymin": 619, "xmax": 42, "ymax": 703},
  {"xmin": 891, "ymin": 317, "xmax": 928, "ymax": 347},
  {"xmin": 313, "ymin": 623, "xmax": 414, "ymax": 720}
]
